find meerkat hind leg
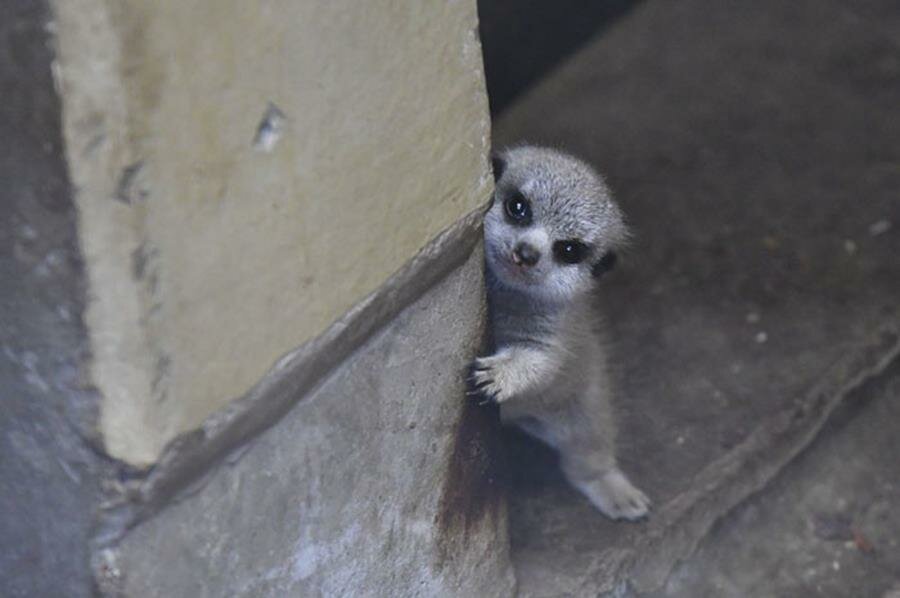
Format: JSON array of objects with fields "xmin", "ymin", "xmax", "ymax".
[
  {"xmin": 507, "ymin": 405, "xmax": 651, "ymax": 521},
  {"xmin": 560, "ymin": 450, "xmax": 650, "ymax": 521}
]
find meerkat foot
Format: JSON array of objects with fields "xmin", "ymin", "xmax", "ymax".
[{"xmin": 572, "ymin": 469, "xmax": 650, "ymax": 521}]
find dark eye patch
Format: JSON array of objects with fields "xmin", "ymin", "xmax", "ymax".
[
  {"xmin": 591, "ymin": 250, "xmax": 618, "ymax": 278},
  {"xmin": 553, "ymin": 239, "xmax": 589, "ymax": 265},
  {"xmin": 504, "ymin": 191, "xmax": 532, "ymax": 226}
]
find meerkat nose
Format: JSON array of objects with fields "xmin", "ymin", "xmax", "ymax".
[{"xmin": 513, "ymin": 242, "xmax": 541, "ymax": 267}]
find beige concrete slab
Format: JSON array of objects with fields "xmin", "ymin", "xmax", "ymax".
[{"xmin": 53, "ymin": 0, "xmax": 492, "ymax": 464}]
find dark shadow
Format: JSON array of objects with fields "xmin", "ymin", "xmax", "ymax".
[
  {"xmin": 478, "ymin": 0, "xmax": 643, "ymax": 115},
  {"xmin": 501, "ymin": 425, "xmax": 567, "ymax": 492}
]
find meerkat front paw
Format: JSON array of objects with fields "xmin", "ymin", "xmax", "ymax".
[
  {"xmin": 469, "ymin": 351, "xmax": 517, "ymax": 403},
  {"xmin": 573, "ymin": 469, "xmax": 651, "ymax": 521}
]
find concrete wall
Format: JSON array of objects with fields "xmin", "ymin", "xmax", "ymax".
[
  {"xmin": 54, "ymin": 0, "xmax": 493, "ymax": 465},
  {"xmin": 0, "ymin": 0, "xmax": 517, "ymax": 594},
  {"xmin": 2, "ymin": 0, "xmax": 511, "ymax": 594},
  {"xmin": 114, "ymin": 245, "xmax": 515, "ymax": 597}
]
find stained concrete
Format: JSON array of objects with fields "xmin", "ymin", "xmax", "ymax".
[
  {"xmin": 0, "ymin": 1, "xmax": 103, "ymax": 596},
  {"xmin": 113, "ymin": 246, "xmax": 517, "ymax": 597},
  {"xmin": 491, "ymin": 0, "xmax": 900, "ymax": 594},
  {"xmin": 53, "ymin": 0, "xmax": 493, "ymax": 465}
]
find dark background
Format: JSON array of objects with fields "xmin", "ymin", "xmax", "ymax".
[{"xmin": 479, "ymin": 0, "xmax": 641, "ymax": 115}]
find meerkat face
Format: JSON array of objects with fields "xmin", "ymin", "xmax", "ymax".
[{"xmin": 483, "ymin": 147, "xmax": 628, "ymax": 303}]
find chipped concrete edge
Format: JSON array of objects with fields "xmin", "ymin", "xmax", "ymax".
[
  {"xmin": 597, "ymin": 326, "xmax": 900, "ymax": 596},
  {"xmin": 92, "ymin": 205, "xmax": 488, "ymax": 548},
  {"xmin": 52, "ymin": 0, "xmax": 166, "ymax": 466}
]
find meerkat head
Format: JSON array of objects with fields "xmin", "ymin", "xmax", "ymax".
[{"xmin": 484, "ymin": 146, "xmax": 628, "ymax": 303}]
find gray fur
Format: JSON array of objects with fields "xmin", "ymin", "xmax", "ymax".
[{"xmin": 473, "ymin": 145, "xmax": 650, "ymax": 521}]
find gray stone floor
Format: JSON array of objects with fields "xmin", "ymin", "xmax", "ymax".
[
  {"xmin": 655, "ymin": 366, "xmax": 900, "ymax": 598},
  {"xmin": 492, "ymin": 0, "xmax": 900, "ymax": 595}
]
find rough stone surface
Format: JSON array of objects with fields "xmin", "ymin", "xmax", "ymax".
[
  {"xmin": 0, "ymin": 1, "xmax": 103, "ymax": 596},
  {"xmin": 115, "ymin": 247, "xmax": 517, "ymax": 597},
  {"xmin": 491, "ymin": 0, "xmax": 900, "ymax": 594},
  {"xmin": 654, "ymin": 364, "xmax": 900, "ymax": 598},
  {"xmin": 53, "ymin": 0, "xmax": 494, "ymax": 465}
]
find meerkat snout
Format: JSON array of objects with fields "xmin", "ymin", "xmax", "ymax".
[{"xmin": 512, "ymin": 242, "xmax": 540, "ymax": 267}]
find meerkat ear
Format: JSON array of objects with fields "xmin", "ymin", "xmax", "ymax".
[
  {"xmin": 591, "ymin": 250, "xmax": 618, "ymax": 279},
  {"xmin": 491, "ymin": 152, "xmax": 506, "ymax": 181}
]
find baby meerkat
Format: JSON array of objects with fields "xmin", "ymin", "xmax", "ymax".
[{"xmin": 471, "ymin": 145, "xmax": 650, "ymax": 521}]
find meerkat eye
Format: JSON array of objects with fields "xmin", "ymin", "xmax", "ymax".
[
  {"xmin": 553, "ymin": 240, "xmax": 589, "ymax": 265},
  {"xmin": 504, "ymin": 192, "xmax": 532, "ymax": 226}
]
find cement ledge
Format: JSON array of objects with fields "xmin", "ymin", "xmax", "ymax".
[{"xmin": 94, "ymin": 206, "xmax": 487, "ymax": 548}]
